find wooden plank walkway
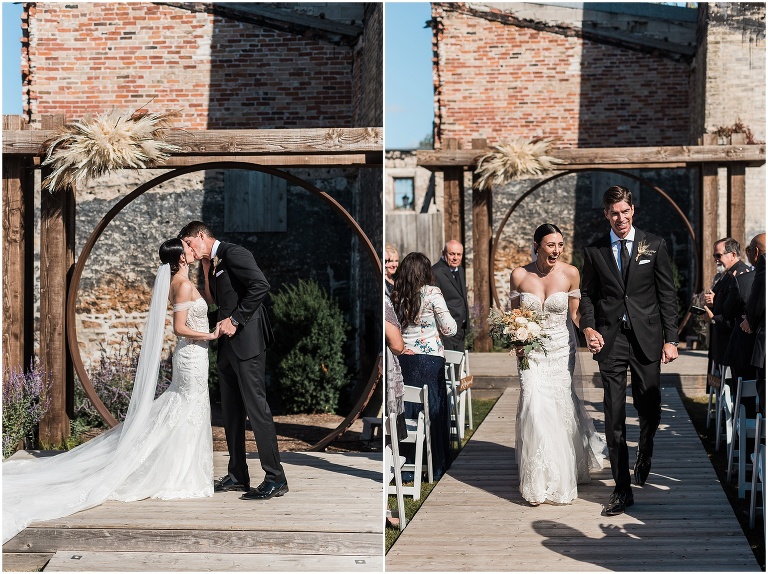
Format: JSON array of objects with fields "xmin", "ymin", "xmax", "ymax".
[
  {"xmin": 387, "ymin": 385, "xmax": 761, "ymax": 572},
  {"xmin": 3, "ymin": 451, "xmax": 382, "ymax": 572}
]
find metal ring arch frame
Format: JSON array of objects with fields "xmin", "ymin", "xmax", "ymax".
[
  {"xmin": 66, "ymin": 161, "xmax": 382, "ymax": 449},
  {"xmin": 489, "ymin": 168, "xmax": 698, "ymax": 335}
]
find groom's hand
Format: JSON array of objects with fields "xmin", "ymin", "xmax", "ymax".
[
  {"xmin": 218, "ymin": 318, "xmax": 237, "ymax": 337},
  {"xmin": 661, "ymin": 343, "xmax": 678, "ymax": 364},
  {"xmin": 583, "ymin": 327, "xmax": 604, "ymax": 354}
]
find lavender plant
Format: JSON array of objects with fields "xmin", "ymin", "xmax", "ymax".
[
  {"xmin": 74, "ymin": 332, "xmax": 173, "ymax": 428},
  {"xmin": 2, "ymin": 360, "xmax": 52, "ymax": 459}
]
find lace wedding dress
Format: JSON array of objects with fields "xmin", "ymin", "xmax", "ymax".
[
  {"xmin": 3, "ymin": 265, "xmax": 213, "ymax": 544},
  {"xmin": 515, "ymin": 290, "xmax": 607, "ymax": 505}
]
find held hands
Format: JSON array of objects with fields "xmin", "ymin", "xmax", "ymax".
[
  {"xmin": 584, "ymin": 327, "xmax": 604, "ymax": 354},
  {"xmin": 209, "ymin": 323, "xmax": 222, "ymax": 340},
  {"xmin": 661, "ymin": 343, "xmax": 678, "ymax": 364},
  {"xmin": 218, "ymin": 318, "xmax": 238, "ymax": 337}
]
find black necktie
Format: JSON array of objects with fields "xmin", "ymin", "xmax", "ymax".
[
  {"xmin": 451, "ymin": 268, "xmax": 459, "ymax": 281},
  {"xmin": 620, "ymin": 239, "xmax": 630, "ymax": 284}
]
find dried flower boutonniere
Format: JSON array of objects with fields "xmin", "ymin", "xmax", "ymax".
[
  {"xmin": 635, "ymin": 240, "xmax": 656, "ymax": 262},
  {"xmin": 212, "ymin": 256, "xmax": 221, "ymax": 272}
]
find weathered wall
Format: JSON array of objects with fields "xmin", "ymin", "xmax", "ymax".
[
  {"xmin": 22, "ymin": 2, "xmax": 382, "ymax": 405},
  {"xmin": 431, "ymin": 2, "xmax": 692, "ymax": 149}
]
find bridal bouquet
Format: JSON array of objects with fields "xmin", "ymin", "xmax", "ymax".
[{"xmin": 487, "ymin": 307, "xmax": 547, "ymax": 370}]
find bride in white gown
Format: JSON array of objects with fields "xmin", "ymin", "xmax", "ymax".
[
  {"xmin": 3, "ymin": 239, "xmax": 220, "ymax": 543},
  {"xmin": 510, "ymin": 224, "xmax": 607, "ymax": 506}
]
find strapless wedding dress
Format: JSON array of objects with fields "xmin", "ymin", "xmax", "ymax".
[
  {"xmin": 515, "ymin": 291, "xmax": 606, "ymax": 505},
  {"xmin": 3, "ymin": 297, "xmax": 213, "ymax": 543}
]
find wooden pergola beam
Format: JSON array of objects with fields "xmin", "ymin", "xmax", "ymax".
[
  {"xmin": 417, "ymin": 144, "xmax": 766, "ymax": 168},
  {"xmin": 3, "ymin": 127, "xmax": 383, "ymax": 157}
]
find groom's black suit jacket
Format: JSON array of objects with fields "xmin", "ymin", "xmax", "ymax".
[
  {"xmin": 209, "ymin": 242, "xmax": 275, "ymax": 360},
  {"xmin": 579, "ymin": 228, "xmax": 678, "ymax": 363}
]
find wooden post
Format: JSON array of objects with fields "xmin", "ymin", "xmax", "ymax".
[
  {"xmin": 727, "ymin": 133, "xmax": 746, "ymax": 250},
  {"xmin": 471, "ymin": 138, "xmax": 492, "ymax": 352},
  {"xmin": 38, "ymin": 114, "xmax": 72, "ymax": 445},
  {"xmin": 701, "ymin": 133, "xmax": 719, "ymax": 292},
  {"xmin": 2, "ymin": 116, "xmax": 31, "ymax": 374},
  {"xmin": 442, "ymin": 138, "xmax": 463, "ymax": 245}
]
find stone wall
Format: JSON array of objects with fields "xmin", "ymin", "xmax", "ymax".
[{"xmin": 22, "ymin": 2, "xmax": 382, "ymax": 402}]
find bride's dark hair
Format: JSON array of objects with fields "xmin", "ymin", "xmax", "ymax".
[
  {"xmin": 391, "ymin": 252, "xmax": 435, "ymax": 326},
  {"xmin": 159, "ymin": 238, "xmax": 185, "ymax": 276},
  {"xmin": 533, "ymin": 223, "xmax": 563, "ymax": 253}
]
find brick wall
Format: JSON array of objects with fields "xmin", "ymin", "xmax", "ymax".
[
  {"xmin": 432, "ymin": 3, "xmax": 691, "ymax": 149},
  {"xmin": 24, "ymin": 3, "xmax": 355, "ymax": 129}
]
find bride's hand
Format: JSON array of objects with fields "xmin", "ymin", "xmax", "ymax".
[{"xmin": 210, "ymin": 324, "xmax": 221, "ymax": 339}]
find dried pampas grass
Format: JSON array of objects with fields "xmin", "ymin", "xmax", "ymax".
[
  {"xmin": 474, "ymin": 136, "xmax": 563, "ymax": 191},
  {"xmin": 41, "ymin": 109, "xmax": 182, "ymax": 193}
]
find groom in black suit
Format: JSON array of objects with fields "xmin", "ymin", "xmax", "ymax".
[
  {"xmin": 579, "ymin": 186, "xmax": 678, "ymax": 516},
  {"xmin": 179, "ymin": 221, "xmax": 287, "ymax": 501}
]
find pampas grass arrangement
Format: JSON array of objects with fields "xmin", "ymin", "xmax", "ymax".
[
  {"xmin": 474, "ymin": 136, "xmax": 564, "ymax": 191},
  {"xmin": 41, "ymin": 109, "xmax": 182, "ymax": 193}
]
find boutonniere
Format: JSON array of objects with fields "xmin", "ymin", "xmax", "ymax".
[
  {"xmin": 635, "ymin": 240, "xmax": 656, "ymax": 262},
  {"xmin": 212, "ymin": 256, "xmax": 220, "ymax": 271}
]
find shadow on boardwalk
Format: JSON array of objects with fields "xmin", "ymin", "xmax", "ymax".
[{"xmin": 387, "ymin": 386, "xmax": 761, "ymax": 572}]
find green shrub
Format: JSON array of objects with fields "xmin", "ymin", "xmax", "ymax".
[{"xmin": 270, "ymin": 279, "xmax": 350, "ymax": 414}]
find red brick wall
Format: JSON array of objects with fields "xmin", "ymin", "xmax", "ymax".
[
  {"xmin": 433, "ymin": 4, "xmax": 690, "ymax": 149},
  {"xmin": 23, "ymin": 3, "xmax": 355, "ymax": 129}
]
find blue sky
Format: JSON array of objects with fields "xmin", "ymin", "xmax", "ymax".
[
  {"xmin": 1, "ymin": 2, "xmax": 434, "ymax": 147},
  {"xmin": 3, "ymin": 2, "xmax": 23, "ymax": 115},
  {"xmin": 385, "ymin": 2, "xmax": 433, "ymax": 149}
]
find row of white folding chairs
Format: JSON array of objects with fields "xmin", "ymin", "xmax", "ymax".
[
  {"xmin": 726, "ymin": 377, "xmax": 760, "ymax": 498},
  {"xmin": 386, "ymin": 384, "xmax": 434, "ymax": 503},
  {"xmin": 444, "ymin": 350, "xmax": 474, "ymax": 449}
]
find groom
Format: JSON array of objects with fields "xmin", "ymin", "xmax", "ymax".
[
  {"xmin": 179, "ymin": 221, "xmax": 288, "ymax": 500},
  {"xmin": 579, "ymin": 186, "xmax": 678, "ymax": 516}
]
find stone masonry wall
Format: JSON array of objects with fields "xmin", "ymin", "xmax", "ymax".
[{"xmin": 432, "ymin": 3, "xmax": 691, "ymax": 149}]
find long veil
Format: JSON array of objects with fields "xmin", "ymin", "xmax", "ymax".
[{"xmin": 2, "ymin": 264, "xmax": 171, "ymax": 543}]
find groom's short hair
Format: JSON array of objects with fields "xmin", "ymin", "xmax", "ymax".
[
  {"xmin": 602, "ymin": 186, "xmax": 633, "ymax": 211},
  {"xmin": 178, "ymin": 221, "xmax": 215, "ymax": 240}
]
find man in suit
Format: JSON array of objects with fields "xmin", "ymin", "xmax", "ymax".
[
  {"xmin": 741, "ymin": 237, "xmax": 766, "ymax": 415},
  {"xmin": 432, "ymin": 240, "xmax": 470, "ymax": 352},
  {"xmin": 580, "ymin": 186, "xmax": 679, "ymax": 516},
  {"xmin": 179, "ymin": 221, "xmax": 287, "ymax": 501},
  {"xmin": 704, "ymin": 238, "xmax": 751, "ymax": 368}
]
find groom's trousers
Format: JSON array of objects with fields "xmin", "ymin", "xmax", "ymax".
[
  {"xmin": 598, "ymin": 327, "xmax": 662, "ymax": 493},
  {"xmin": 218, "ymin": 338, "xmax": 285, "ymax": 486}
]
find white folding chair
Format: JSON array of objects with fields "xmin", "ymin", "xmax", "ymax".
[
  {"xmin": 388, "ymin": 384, "xmax": 433, "ymax": 500},
  {"xmin": 728, "ymin": 377, "xmax": 759, "ymax": 498},
  {"xmin": 463, "ymin": 350, "xmax": 474, "ymax": 430},
  {"xmin": 706, "ymin": 363, "xmax": 720, "ymax": 430},
  {"xmin": 384, "ymin": 412, "xmax": 407, "ymax": 530},
  {"xmin": 444, "ymin": 350, "xmax": 467, "ymax": 448},
  {"xmin": 714, "ymin": 365, "xmax": 732, "ymax": 452},
  {"xmin": 749, "ymin": 414, "xmax": 765, "ymax": 530}
]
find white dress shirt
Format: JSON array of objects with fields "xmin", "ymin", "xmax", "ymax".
[{"xmin": 609, "ymin": 226, "xmax": 636, "ymax": 277}]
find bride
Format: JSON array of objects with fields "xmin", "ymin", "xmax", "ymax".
[
  {"xmin": 3, "ymin": 238, "xmax": 220, "ymax": 543},
  {"xmin": 509, "ymin": 223, "xmax": 606, "ymax": 506}
]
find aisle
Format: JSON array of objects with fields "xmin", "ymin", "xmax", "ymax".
[{"xmin": 387, "ymin": 386, "xmax": 760, "ymax": 572}]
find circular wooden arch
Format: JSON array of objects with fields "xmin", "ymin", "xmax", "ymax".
[
  {"xmin": 66, "ymin": 161, "xmax": 382, "ymax": 450},
  {"xmin": 489, "ymin": 168, "xmax": 698, "ymax": 334}
]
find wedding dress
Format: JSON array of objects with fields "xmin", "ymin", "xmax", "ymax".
[
  {"xmin": 515, "ymin": 290, "xmax": 607, "ymax": 505},
  {"xmin": 3, "ymin": 265, "xmax": 213, "ymax": 544}
]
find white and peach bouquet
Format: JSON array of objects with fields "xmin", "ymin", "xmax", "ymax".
[{"xmin": 487, "ymin": 307, "xmax": 548, "ymax": 370}]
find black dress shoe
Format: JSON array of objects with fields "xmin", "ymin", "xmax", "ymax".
[
  {"xmin": 214, "ymin": 475, "xmax": 249, "ymax": 492},
  {"xmin": 634, "ymin": 452, "xmax": 652, "ymax": 486},
  {"xmin": 240, "ymin": 480, "xmax": 289, "ymax": 500},
  {"xmin": 601, "ymin": 490, "xmax": 634, "ymax": 516}
]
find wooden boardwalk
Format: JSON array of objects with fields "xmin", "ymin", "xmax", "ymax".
[
  {"xmin": 3, "ymin": 451, "xmax": 382, "ymax": 572},
  {"xmin": 387, "ymin": 386, "xmax": 761, "ymax": 572}
]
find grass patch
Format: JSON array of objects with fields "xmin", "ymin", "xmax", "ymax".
[
  {"xmin": 385, "ymin": 396, "xmax": 499, "ymax": 552},
  {"xmin": 681, "ymin": 392, "xmax": 765, "ymax": 569}
]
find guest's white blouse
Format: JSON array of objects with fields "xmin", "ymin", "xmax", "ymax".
[{"xmin": 401, "ymin": 285, "xmax": 458, "ymax": 356}]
